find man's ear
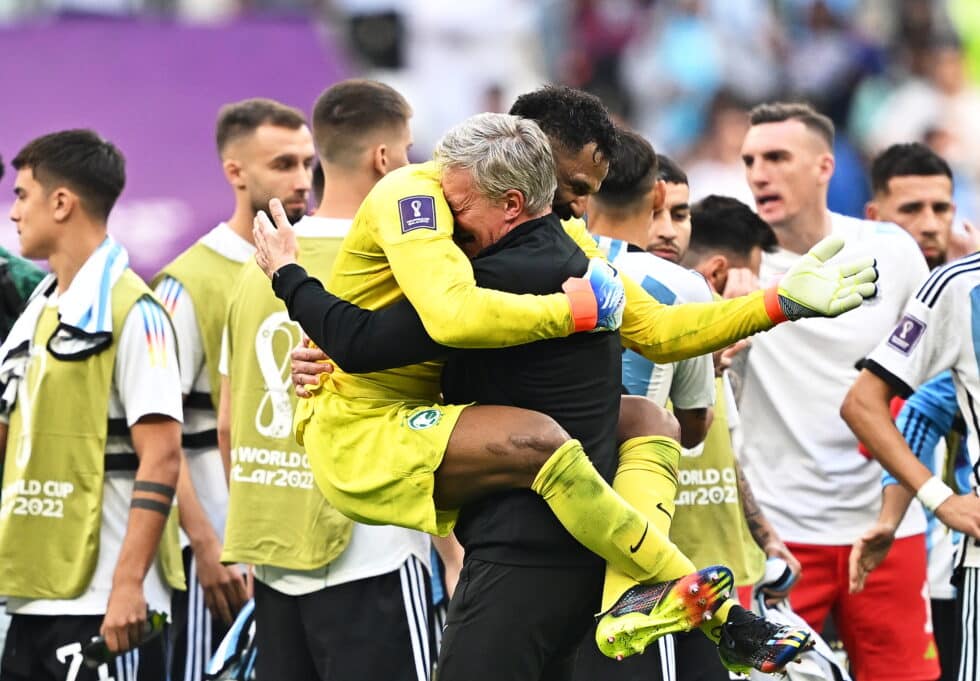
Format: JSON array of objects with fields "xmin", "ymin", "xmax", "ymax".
[
  {"xmin": 816, "ymin": 152, "xmax": 835, "ymax": 186},
  {"xmin": 652, "ymin": 180, "xmax": 667, "ymax": 212},
  {"xmin": 223, "ymin": 158, "xmax": 245, "ymax": 190},
  {"xmin": 51, "ymin": 187, "xmax": 77, "ymax": 223},
  {"xmin": 373, "ymin": 144, "xmax": 389, "ymax": 176},
  {"xmin": 865, "ymin": 201, "xmax": 880, "ymax": 221},
  {"xmin": 502, "ymin": 188, "xmax": 525, "ymax": 221},
  {"xmin": 704, "ymin": 253, "xmax": 729, "ymax": 294}
]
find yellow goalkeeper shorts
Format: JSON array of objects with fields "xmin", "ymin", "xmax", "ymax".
[{"xmin": 297, "ymin": 389, "xmax": 467, "ymax": 536}]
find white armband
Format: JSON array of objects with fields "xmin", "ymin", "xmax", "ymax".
[{"xmin": 916, "ymin": 476, "xmax": 955, "ymax": 512}]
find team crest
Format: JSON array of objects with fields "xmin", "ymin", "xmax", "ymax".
[{"xmin": 407, "ymin": 408, "xmax": 442, "ymax": 430}]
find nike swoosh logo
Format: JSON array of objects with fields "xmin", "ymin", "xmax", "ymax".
[
  {"xmin": 656, "ymin": 502, "xmax": 672, "ymax": 520},
  {"xmin": 630, "ymin": 522, "xmax": 649, "ymax": 553}
]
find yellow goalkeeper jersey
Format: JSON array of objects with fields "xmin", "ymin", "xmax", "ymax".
[{"xmin": 324, "ymin": 162, "xmax": 575, "ymax": 403}]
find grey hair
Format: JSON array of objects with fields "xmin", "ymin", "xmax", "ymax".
[{"xmin": 434, "ymin": 113, "xmax": 557, "ymax": 215}]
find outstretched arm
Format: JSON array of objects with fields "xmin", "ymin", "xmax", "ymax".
[{"xmin": 565, "ymin": 221, "xmax": 878, "ymax": 362}]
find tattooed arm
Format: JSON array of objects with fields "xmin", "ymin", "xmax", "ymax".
[{"xmin": 735, "ymin": 458, "xmax": 801, "ymax": 603}]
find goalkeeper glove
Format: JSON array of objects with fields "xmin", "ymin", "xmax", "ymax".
[
  {"xmin": 765, "ymin": 235, "xmax": 878, "ymax": 322},
  {"xmin": 563, "ymin": 257, "xmax": 627, "ymax": 332}
]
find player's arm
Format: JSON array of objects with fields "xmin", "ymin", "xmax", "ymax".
[
  {"xmin": 842, "ymin": 287, "xmax": 980, "ymax": 539},
  {"xmin": 157, "ymin": 278, "xmax": 246, "ymax": 624},
  {"xmin": 669, "ymin": 354, "xmax": 714, "ymax": 449},
  {"xmin": 377, "ymin": 189, "xmax": 585, "ymax": 346},
  {"xmin": 843, "ymin": 371, "xmax": 935, "ymax": 498},
  {"xmin": 565, "ymin": 221, "xmax": 878, "ymax": 362},
  {"xmin": 104, "ymin": 414, "xmax": 181, "ymax": 653},
  {"xmin": 734, "ymin": 456, "xmax": 800, "ymax": 602},
  {"xmin": 432, "ymin": 533, "xmax": 464, "ymax": 599},
  {"xmin": 217, "ymin": 326, "xmax": 232, "ymax": 480},
  {"xmin": 674, "ymin": 408, "xmax": 711, "ymax": 450},
  {"xmin": 273, "ymin": 263, "xmax": 447, "ymax": 373},
  {"xmin": 103, "ymin": 299, "xmax": 183, "ymax": 653},
  {"xmin": 218, "ymin": 375, "xmax": 232, "ymax": 481}
]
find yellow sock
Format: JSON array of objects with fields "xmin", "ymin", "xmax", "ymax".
[
  {"xmin": 599, "ymin": 436, "xmax": 695, "ymax": 611},
  {"xmin": 698, "ymin": 599, "xmax": 736, "ymax": 643},
  {"xmin": 531, "ymin": 438, "xmax": 695, "ymax": 590}
]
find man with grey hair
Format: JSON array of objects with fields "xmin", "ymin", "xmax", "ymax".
[{"xmin": 436, "ymin": 112, "xmax": 559, "ymax": 256}]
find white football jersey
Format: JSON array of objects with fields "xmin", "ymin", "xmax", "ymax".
[
  {"xmin": 738, "ymin": 213, "xmax": 929, "ymax": 544},
  {"xmin": 866, "ymin": 251, "xmax": 980, "ymax": 566}
]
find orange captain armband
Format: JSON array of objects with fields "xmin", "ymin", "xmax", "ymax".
[
  {"xmin": 562, "ymin": 276, "xmax": 598, "ymax": 333},
  {"xmin": 763, "ymin": 285, "xmax": 789, "ymax": 325}
]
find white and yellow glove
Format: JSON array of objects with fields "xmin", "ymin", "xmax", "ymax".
[{"xmin": 764, "ymin": 235, "xmax": 878, "ymax": 322}]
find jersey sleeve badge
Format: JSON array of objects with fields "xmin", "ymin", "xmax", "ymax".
[
  {"xmin": 398, "ymin": 196, "xmax": 437, "ymax": 234},
  {"xmin": 886, "ymin": 314, "xmax": 926, "ymax": 355}
]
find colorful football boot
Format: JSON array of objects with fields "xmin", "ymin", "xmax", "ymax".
[{"xmin": 596, "ymin": 565, "xmax": 735, "ymax": 661}]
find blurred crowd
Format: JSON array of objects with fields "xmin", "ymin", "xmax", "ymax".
[{"xmin": 3, "ymin": 0, "xmax": 979, "ymax": 225}]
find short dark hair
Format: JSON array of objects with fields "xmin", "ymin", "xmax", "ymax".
[
  {"xmin": 870, "ymin": 143, "xmax": 953, "ymax": 195},
  {"xmin": 749, "ymin": 101, "xmax": 835, "ymax": 148},
  {"xmin": 509, "ymin": 86, "xmax": 619, "ymax": 161},
  {"xmin": 215, "ymin": 98, "xmax": 307, "ymax": 154},
  {"xmin": 689, "ymin": 194, "xmax": 778, "ymax": 261},
  {"xmin": 595, "ymin": 128, "xmax": 658, "ymax": 208},
  {"xmin": 656, "ymin": 154, "xmax": 687, "ymax": 186},
  {"xmin": 312, "ymin": 80, "xmax": 412, "ymax": 167},
  {"xmin": 12, "ymin": 129, "xmax": 125, "ymax": 221}
]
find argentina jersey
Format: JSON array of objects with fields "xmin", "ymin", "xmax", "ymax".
[
  {"xmin": 592, "ymin": 235, "xmax": 714, "ymax": 408},
  {"xmin": 866, "ymin": 251, "xmax": 980, "ymax": 567}
]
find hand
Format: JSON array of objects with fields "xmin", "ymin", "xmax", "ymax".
[
  {"xmin": 101, "ymin": 579, "xmax": 147, "ymax": 653},
  {"xmin": 849, "ymin": 522, "xmax": 896, "ymax": 593},
  {"xmin": 713, "ymin": 339, "xmax": 750, "ymax": 377},
  {"xmin": 253, "ymin": 198, "xmax": 299, "ymax": 279},
  {"xmin": 776, "ymin": 235, "xmax": 878, "ymax": 319},
  {"xmin": 194, "ymin": 538, "xmax": 248, "ymax": 625},
  {"xmin": 935, "ymin": 493, "xmax": 980, "ymax": 539},
  {"xmin": 762, "ymin": 542, "xmax": 802, "ymax": 605},
  {"xmin": 291, "ymin": 339, "xmax": 334, "ymax": 398},
  {"xmin": 583, "ymin": 258, "xmax": 626, "ymax": 331},
  {"xmin": 722, "ymin": 267, "xmax": 759, "ymax": 299},
  {"xmin": 948, "ymin": 220, "xmax": 980, "ymax": 262}
]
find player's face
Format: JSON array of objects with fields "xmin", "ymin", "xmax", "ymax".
[
  {"xmin": 242, "ymin": 124, "xmax": 315, "ymax": 223},
  {"xmin": 442, "ymin": 166, "xmax": 509, "ymax": 258},
  {"xmin": 647, "ymin": 182, "xmax": 691, "ymax": 263},
  {"xmin": 9, "ymin": 169, "xmax": 59, "ymax": 260},
  {"xmin": 741, "ymin": 120, "xmax": 830, "ymax": 228},
  {"xmin": 553, "ymin": 142, "xmax": 609, "ymax": 220},
  {"xmin": 869, "ymin": 174, "xmax": 953, "ymax": 269}
]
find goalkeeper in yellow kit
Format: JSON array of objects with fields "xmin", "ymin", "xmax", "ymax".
[{"xmin": 255, "ymin": 108, "xmax": 876, "ymax": 672}]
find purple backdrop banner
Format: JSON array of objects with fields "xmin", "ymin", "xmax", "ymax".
[{"xmin": 0, "ymin": 16, "xmax": 349, "ymax": 277}]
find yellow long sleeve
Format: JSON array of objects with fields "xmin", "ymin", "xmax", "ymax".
[
  {"xmin": 562, "ymin": 219, "xmax": 776, "ymax": 362},
  {"xmin": 384, "ymin": 237, "xmax": 574, "ymax": 348},
  {"xmin": 338, "ymin": 162, "xmax": 575, "ymax": 348}
]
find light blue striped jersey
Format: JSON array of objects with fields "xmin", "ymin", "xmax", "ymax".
[{"xmin": 593, "ymin": 235, "xmax": 715, "ymax": 409}]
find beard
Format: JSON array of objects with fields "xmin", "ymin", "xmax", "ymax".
[
  {"xmin": 251, "ymin": 197, "xmax": 306, "ymax": 225},
  {"xmin": 552, "ymin": 201, "xmax": 573, "ymax": 221}
]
